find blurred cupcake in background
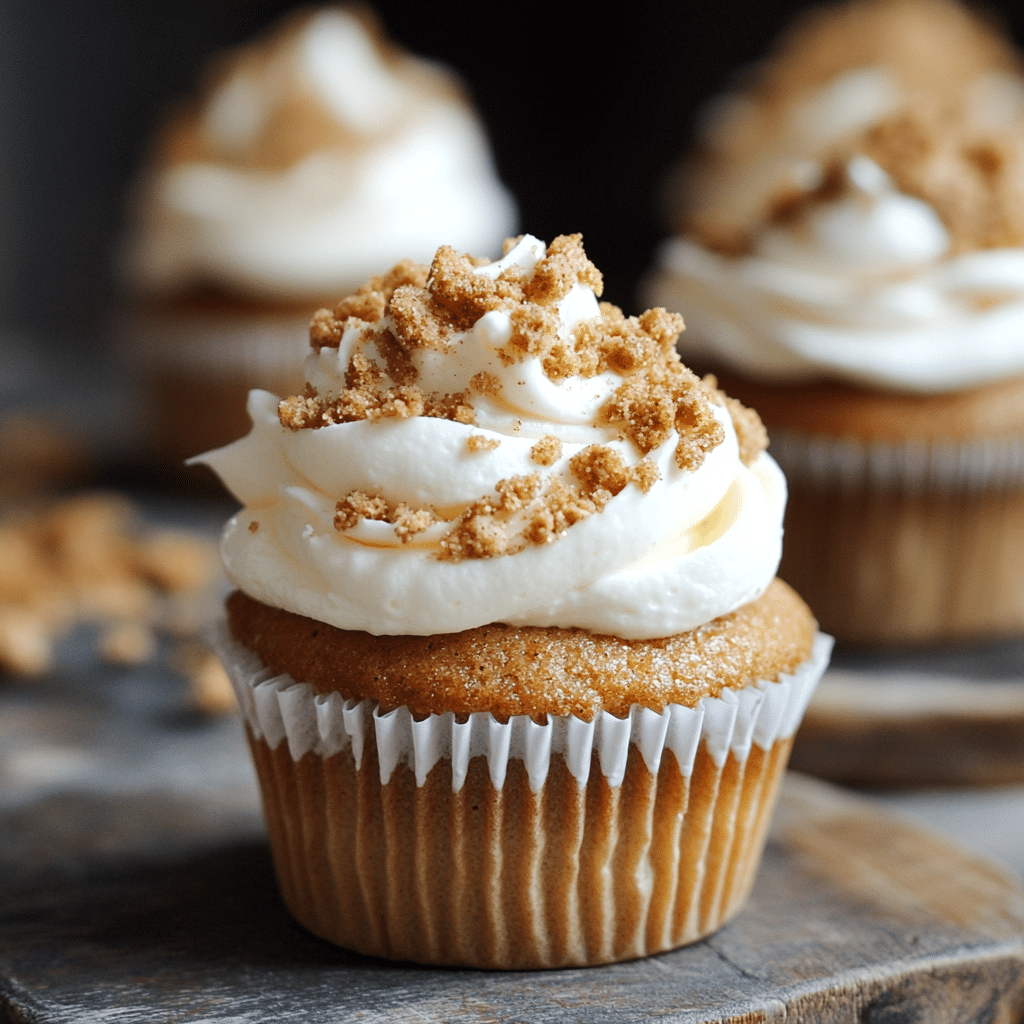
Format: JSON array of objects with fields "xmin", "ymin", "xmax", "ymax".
[
  {"xmin": 645, "ymin": 0, "xmax": 1024, "ymax": 646},
  {"xmin": 116, "ymin": 5, "xmax": 517, "ymax": 469}
]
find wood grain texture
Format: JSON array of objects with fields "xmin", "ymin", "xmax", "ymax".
[
  {"xmin": 1, "ymin": 773, "xmax": 1022, "ymax": 1023},
  {"xmin": 790, "ymin": 641, "xmax": 1024, "ymax": 786}
]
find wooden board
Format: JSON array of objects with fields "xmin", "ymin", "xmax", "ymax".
[
  {"xmin": 1, "ymin": 773, "xmax": 1022, "ymax": 1024},
  {"xmin": 790, "ymin": 637, "xmax": 1024, "ymax": 786}
]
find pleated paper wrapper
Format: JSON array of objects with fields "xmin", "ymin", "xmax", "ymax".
[
  {"xmin": 772, "ymin": 428, "xmax": 1024, "ymax": 644},
  {"xmin": 216, "ymin": 625, "xmax": 832, "ymax": 968}
]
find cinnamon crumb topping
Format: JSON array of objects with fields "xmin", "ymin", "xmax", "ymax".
[
  {"xmin": 702, "ymin": 375, "xmax": 769, "ymax": 467},
  {"xmin": 428, "ymin": 245, "xmax": 526, "ymax": 329},
  {"xmin": 334, "ymin": 491, "xmax": 439, "ymax": 542},
  {"xmin": 522, "ymin": 233, "xmax": 603, "ymax": 305},
  {"xmin": 601, "ymin": 365, "xmax": 724, "ymax": 472},
  {"xmin": 279, "ymin": 234, "xmax": 740, "ymax": 561},
  {"xmin": 467, "ymin": 434, "xmax": 500, "ymax": 453},
  {"xmin": 279, "ymin": 377, "xmax": 474, "ymax": 430},
  {"xmin": 470, "ymin": 371, "xmax": 501, "ymax": 396},
  {"xmin": 309, "ymin": 259, "xmax": 429, "ymax": 351},
  {"xmin": 569, "ymin": 446, "xmax": 632, "ymax": 498},
  {"xmin": 530, "ymin": 436, "xmax": 562, "ymax": 466},
  {"xmin": 859, "ymin": 104, "xmax": 1024, "ymax": 253}
]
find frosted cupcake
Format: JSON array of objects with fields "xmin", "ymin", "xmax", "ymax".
[
  {"xmin": 645, "ymin": 0, "xmax": 1024, "ymax": 645},
  {"xmin": 197, "ymin": 233, "xmax": 831, "ymax": 968},
  {"xmin": 117, "ymin": 6, "xmax": 517, "ymax": 466}
]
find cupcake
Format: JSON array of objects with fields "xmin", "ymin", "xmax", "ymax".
[
  {"xmin": 645, "ymin": 0, "xmax": 1024, "ymax": 645},
  {"xmin": 196, "ymin": 233, "xmax": 831, "ymax": 968},
  {"xmin": 116, "ymin": 6, "xmax": 517, "ymax": 467}
]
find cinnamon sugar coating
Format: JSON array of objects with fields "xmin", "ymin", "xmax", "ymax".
[{"xmin": 226, "ymin": 578, "xmax": 816, "ymax": 720}]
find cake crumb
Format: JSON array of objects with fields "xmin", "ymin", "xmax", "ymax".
[
  {"xmin": 467, "ymin": 434, "xmax": 500, "ymax": 453},
  {"xmin": 530, "ymin": 436, "xmax": 562, "ymax": 466},
  {"xmin": 0, "ymin": 493, "xmax": 221, "ymax": 684},
  {"xmin": 100, "ymin": 620, "xmax": 157, "ymax": 666}
]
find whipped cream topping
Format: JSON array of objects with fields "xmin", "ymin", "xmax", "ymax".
[
  {"xmin": 122, "ymin": 8, "xmax": 517, "ymax": 302},
  {"xmin": 196, "ymin": 235, "xmax": 785, "ymax": 638}
]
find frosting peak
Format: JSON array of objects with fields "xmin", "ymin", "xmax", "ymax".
[
  {"xmin": 647, "ymin": 0, "xmax": 1024, "ymax": 393},
  {"xmin": 197, "ymin": 235, "xmax": 784, "ymax": 638},
  {"xmin": 121, "ymin": 7, "xmax": 517, "ymax": 303}
]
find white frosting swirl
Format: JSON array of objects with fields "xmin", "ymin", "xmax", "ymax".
[
  {"xmin": 196, "ymin": 236, "xmax": 785, "ymax": 638},
  {"xmin": 649, "ymin": 154, "xmax": 1024, "ymax": 393},
  {"xmin": 122, "ymin": 9, "xmax": 517, "ymax": 301}
]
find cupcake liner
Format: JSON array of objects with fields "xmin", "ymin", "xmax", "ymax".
[
  {"xmin": 216, "ymin": 624, "xmax": 831, "ymax": 791},
  {"xmin": 214, "ymin": 625, "xmax": 830, "ymax": 967},
  {"xmin": 771, "ymin": 427, "xmax": 1024, "ymax": 493},
  {"xmin": 771, "ymin": 429, "xmax": 1024, "ymax": 643}
]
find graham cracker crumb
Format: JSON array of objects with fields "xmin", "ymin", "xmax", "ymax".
[
  {"xmin": 467, "ymin": 434, "xmax": 500, "ymax": 453},
  {"xmin": 633, "ymin": 459, "xmax": 660, "ymax": 492},
  {"xmin": 470, "ymin": 371, "xmax": 501, "ymax": 396},
  {"xmin": 389, "ymin": 286, "xmax": 452, "ymax": 351},
  {"xmin": 530, "ymin": 436, "xmax": 562, "ymax": 466},
  {"xmin": 374, "ymin": 330, "xmax": 418, "ymax": 386},
  {"xmin": 496, "ymin": 473, "xmax": 544, "ymax": 511},
  {"xmin": 393, "ymin": 505, "xmax": 438, "ymax": 543},
  {"xmin": 439, "ymin": 506, "xmax": 511, "ymax": 561},
  {"xmin": 506, "ymin": 304, "xmax": 560, "ymax": 361}
]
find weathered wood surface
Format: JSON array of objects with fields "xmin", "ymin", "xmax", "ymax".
[
  {"xmin": 1, "ymin": 772, "xmax": 1022, "ymax": 1024},
  {"xmin": 791, "ymin": 638, "xmax": 1024, "ymax": 786}
]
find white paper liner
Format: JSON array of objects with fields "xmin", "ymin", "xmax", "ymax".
[
  {"xmin": 771, "ymin": 428, "xmax": 1024, "ymax": 492},
  {"xmin": 214, "ymin": 624, "xmax": 832, "ymax": 793}
]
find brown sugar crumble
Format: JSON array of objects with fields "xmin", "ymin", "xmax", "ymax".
[
  {"xmin": 683, "ymin": 0, "xmax": 1024, "ymax": 256},
  {"xmin": 284, "ymin": 234, "xmax": 750, "ymax": 560},
  {"xmin": 467, "ymin": 434, "xmax": 500, "ymax": 453},
  {"xmin": 334, "ymin": 490, "xmax": 439, "ymax": 542},
  {"xmin": 530, "ymin": 435, "xmax": 562, "ymax": 466},
  {"xmin": 859, "ymin": 104, "xmax": 1024, "ymax": 253},
  {"xmin": 703, "ymin": 376, "xmax": 769, "ymax": 467}
]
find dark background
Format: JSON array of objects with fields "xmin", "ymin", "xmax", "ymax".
[{"xmin": 3, "ymin": 0, "xmax": 1024, "ymax": 346}]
